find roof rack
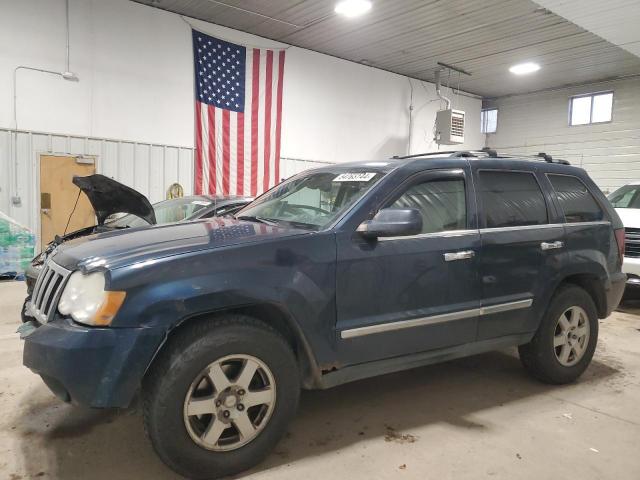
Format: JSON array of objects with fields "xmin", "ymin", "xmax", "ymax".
[
  {"xmin": 394, "ymin": 148, "xmax": 497, "ymax": 159},
  {"xmin": 393, "ymin": 149, "xmax": 570, "ymax": 165}
]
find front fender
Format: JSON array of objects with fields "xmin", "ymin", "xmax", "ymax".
[{"xmin": 108, "ymin": 233, "xmax": 338, "ymax": 374}]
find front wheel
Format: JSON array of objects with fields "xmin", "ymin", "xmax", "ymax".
[
  {"xmin": 519, "ymin": 285, "xmax": 598, "ymax": 384},
  {"xmin": 142, "ymin": 315, "xmax": 300, "ymax": 479}
]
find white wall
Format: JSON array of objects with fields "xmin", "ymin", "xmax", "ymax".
[
  {"xmin": 0, "ymin": 0, "xmax": 482, "ymax": 235},
  {"xmin": 486, "ymin": 76, "xmax": 640, "ymax": 193},
  {"xmin": 0, "ymin": 0, "xmax": 482, "ymax": 155}
]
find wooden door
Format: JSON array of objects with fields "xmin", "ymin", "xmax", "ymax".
[{"xmin": 40, "ymin": 155, "xmax": 96, "ymax": 249}]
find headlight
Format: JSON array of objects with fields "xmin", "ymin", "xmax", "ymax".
[{"xmin": 58, "ymin": 271, "xmax": 126, "ymax": 326}]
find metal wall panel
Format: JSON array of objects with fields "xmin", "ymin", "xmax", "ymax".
[
  {"xmin": 486, "ymin": 77, "xmax": 640, "ymax": 193},
  {"xmin": 0, "ymin": 129, "xmax": 194, "ymax": 242},
  {"xmin": 0, "ymin": 129, "xmax": 333, "ymax": 246}
]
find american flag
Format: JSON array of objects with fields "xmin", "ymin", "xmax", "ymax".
[{"xmin": 192, "ymin": 29, "xmax": 285, "ymax": 196}]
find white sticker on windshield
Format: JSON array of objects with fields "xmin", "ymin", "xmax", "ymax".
[
  {"xmin": 333, "ymin": 172, "xmax": 377, "ymax": 182},
  {"xmin": 191, "ymin": 200, "xmax": 212, "ymax": 206}
]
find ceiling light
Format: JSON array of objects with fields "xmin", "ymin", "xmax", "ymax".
[
  {"xmin": 61, "ymin": 71, "xmax": 79, "ymax": 81},
  {"xmin": 509, "ymin": 62, "xmax": 541, "ymax": 75},
  {"xmin": 335, "ymin": 0, "xmax": 372, "ymax": 18}
]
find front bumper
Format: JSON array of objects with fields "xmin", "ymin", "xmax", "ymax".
[
  {"xmin": 23, "ymin": 317, "xmax": 164, "ymax": 408},
  {"xmin": 623, "ymin": 256, "xmax": 640, "ymax": 290}
]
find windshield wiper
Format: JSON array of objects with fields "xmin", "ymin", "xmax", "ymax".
[{"xmin": 235, "ymin": 215, "xmax": 279, "ymax": 226}]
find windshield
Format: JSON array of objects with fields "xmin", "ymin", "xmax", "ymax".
[
  {"xmin": 107, "ymin": 197, "xmax": 212, "ymax": 228},
  {"xmin": 237, "ymin": 169, "xmax": 385, "ymax": 230},
  {"xmin": 608, "ymin": 185, "xmax": 640, "ymax": 209}
]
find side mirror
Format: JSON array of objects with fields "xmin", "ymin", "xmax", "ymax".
[{"xmin": 357, "ymin": 208, "xmax": 423, "ymax": 238}]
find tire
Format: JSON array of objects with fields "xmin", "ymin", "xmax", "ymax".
[
  {"xmin": 519, "ymin": 285, "xmax": 598, "ymax": 384},
  {"xmin": 142, "ymin": 315, "xmax": 300, "ymax": 479}
]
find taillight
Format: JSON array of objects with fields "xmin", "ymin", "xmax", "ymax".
[{"xmin": 614, "ymin": 228, "xmax": 625, "ymax": 264}]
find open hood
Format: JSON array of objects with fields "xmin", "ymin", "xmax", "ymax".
[{"xmin": 72, "ymin": 174, "xmax": 156, "ymax": 226}]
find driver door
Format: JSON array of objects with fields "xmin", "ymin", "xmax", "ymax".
[{"xmin": 335, "ymin": 168, "xmax": 481, "ymax": 365}]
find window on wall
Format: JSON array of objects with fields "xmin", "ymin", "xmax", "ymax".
[
  {"xmin": 481, "ymin": 109, "xmax": 498, "ymax": 133},
  {"xmin": 569, "ymin": 92, "xmax": 613, "ymax": 126},
  {"xmin": 479, "ymin": 171, "xmax": 548, "ymax": 228}
]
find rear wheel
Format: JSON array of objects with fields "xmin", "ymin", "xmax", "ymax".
[
  {"xmin": 519, "ymin": 285, "xmax": 598, "ymax": 384},
  {"xmin": 142, "ymin": 315, "xmax": 300, "ymax": 479}
]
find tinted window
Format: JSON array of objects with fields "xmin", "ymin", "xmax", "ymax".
[
  {"xmin": 390, "ymin": 179, "xmax": 466, "ymax": 234},
  {"xmin": 479, "ymin": 171, "xmax": 548, "ymax": 228},
  {"xmin": 548, "ymin": 175, "xmax": 604, "ymax": 222}
]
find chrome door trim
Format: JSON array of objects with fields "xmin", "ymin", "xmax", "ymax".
[
  {"xmin": 377, "ymin": 229, "xmax": 478, "ymax": 242},
  {"xmin": 564, "ymin": 220, "xmax": 610, "ymax": 227},
  {"xmin": 479, "ymin": 223, "xmax": 564, "ymax": 234},
  {"xmin": 340, "ymin": 298, "xmax": 533, "ymax": 339},
  {"xmin": 479, "ymin": 298, "xmax": 533, "ymax": 316},
  {"xmin": 370, "ymin": 220, "xmax": 609, "ymax": 241},
  {"xmin": 479, "ymin": 221, "xmax": 610, "ymax": 234}
]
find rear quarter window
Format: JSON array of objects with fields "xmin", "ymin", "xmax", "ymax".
[
  {"xmin": 548, "ymin": 174, "xmax": 604, "ymax": 223},
  {"xmin": 479, "ymin": 170, "xmax": 548, "ymax": 228}
]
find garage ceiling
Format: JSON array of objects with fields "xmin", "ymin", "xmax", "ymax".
[{"xmin": 133, "ymin": 0, "xmax": 640, "ymax": 98}]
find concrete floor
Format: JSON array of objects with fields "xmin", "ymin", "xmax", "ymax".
[{"xmin": 1, "ymin": 281, "xmax": 639, "ymax": 480}]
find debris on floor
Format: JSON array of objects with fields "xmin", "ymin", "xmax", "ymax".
[{"xmin": 384, "ymin": 425, "xmax": 418, "ymax": 444}]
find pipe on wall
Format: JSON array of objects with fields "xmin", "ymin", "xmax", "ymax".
[{"xmin": 11, "ymin": 0, "xmax": 78, "ymax": 206}]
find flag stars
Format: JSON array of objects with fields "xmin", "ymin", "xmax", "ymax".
[{"xmin": 195, "ymin": 34, "xmax": 247, "ymax": 113}]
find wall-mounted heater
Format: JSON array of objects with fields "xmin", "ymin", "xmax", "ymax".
[
  {"xmin": 435, "ymin": 109, "xmax": 465, "ymax": 145},
  {"xmin": 433, "ymin": 62, "xmax": 470, "ymax": 146}
]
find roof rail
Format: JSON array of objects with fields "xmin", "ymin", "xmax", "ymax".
[
  {"xmin": 393, "ymin": 149, "xmax": 570, "ymax": 165},
  {"xmin": 536, "ymin": 152, "xmax": 571, "ymax": 165},
  {"xmin": 394, "ymin": 150, "xmax": 494, "ymax": 159}
]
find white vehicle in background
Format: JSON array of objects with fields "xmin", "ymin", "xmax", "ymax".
[{"xmin": 608, "ymin": 182, "xmax": 640, "ymax": 296}]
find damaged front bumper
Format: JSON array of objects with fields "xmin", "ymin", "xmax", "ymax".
[{"xmin": 22, "ymin": 317, "xmax": 164, "ymax": 408}]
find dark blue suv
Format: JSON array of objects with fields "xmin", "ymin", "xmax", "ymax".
[{"xmin": 20, "ymin": 152, "xmax": 626, "ymax": 479}]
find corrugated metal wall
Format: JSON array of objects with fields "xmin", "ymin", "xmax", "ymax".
[
  {"xmin": 0, "ymin": 129, "xmax": 195, "ymax": 240},
  {"xmin": 486, "ymin": 77, "xmax": 640, "ymax": 193},
  {"xmin": 0, "ymin": 129, "xmax": 334, "ymax": 246}
]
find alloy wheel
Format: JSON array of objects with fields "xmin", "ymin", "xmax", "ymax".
[
  {"xmin": 553, "ymin": 306, "xmax": 590, "ymax": 367},
  {"xmin": 183, "ymin": 354, "xmax": 276, "ymax": 451}
]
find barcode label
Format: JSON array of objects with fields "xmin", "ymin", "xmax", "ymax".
[{"xmin": 333, "ymin": 172, "xmax": 377, "ymax": 182}]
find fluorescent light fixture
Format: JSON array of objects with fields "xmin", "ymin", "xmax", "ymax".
[
  {"xmin": 335, "ymin": 0, "xmax": 372, "ymax": 18},
  {"xmin": 509, "ymin": 62, "xmax": 541, "ymax": 75}
]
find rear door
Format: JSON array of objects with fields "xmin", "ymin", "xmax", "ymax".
[
  {"xmin": 335, "ymin": 167, "xmax": 481, "ymax": 365},
  {"xmin": 474, "ymin": 166, "xmax": 566, "ymax": 339},
  {"xmin": 546, "ymin": 173, "xmax": 613, "ymax": 277}
]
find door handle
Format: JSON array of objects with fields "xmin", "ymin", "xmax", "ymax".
[
  {"xmin": 541, "ymin": 241, "xmax": 564, "ymax": 251},
  {"xmin": 444, "ymin": 250, "xmax": 475, "ymax": 262}
]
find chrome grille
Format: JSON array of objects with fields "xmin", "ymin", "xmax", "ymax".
[
  {"xmin": 625, "ymin": 227, "xmax": 640, "ymax": 258},
  {"xmin": 27, "ymin": 260, "xmax": 71, "ymax": 323}
]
